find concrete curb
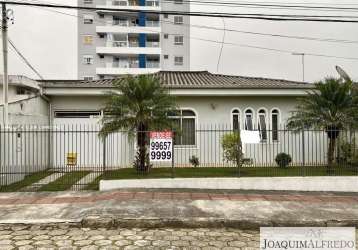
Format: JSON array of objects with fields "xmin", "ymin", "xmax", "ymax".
[
  {"xmin": 1, "ymin": 216, "xmax": 358, "ymax": 229},
  {"xmin": 100, "ymin": 177, "xmax": 358, "ymax": 193}
]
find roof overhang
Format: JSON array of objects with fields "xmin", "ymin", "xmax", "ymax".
[{"xmin": 43, "ymin": 87, "xmax": 311, "ymax": 97}]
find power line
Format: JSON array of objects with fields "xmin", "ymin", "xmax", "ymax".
[
  {"xmin": 26, "ymin": 0, "xmax": 358, "ymax": 46},
  {"xmin": 7, "ymin": 37, "xmax": 44, "ymax": 79},
  {"xmin": 4, "ymin": 1, "xmax": 358, "ymax": 23},
  {"xmin": 24, "ymin": 2, "xmax": 358, "ymax": 61},
  {"xmin": 162, "ymin": 0, "xmax": 358, "ymax": 12}
]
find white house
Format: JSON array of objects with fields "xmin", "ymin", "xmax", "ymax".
[
  {"xmin": 3, "ymin": 71, "xmax": 339, "ymax": 186},
  {"xmin": 36, "ymin": 71, "xmax": 325, "ymax": 169}
]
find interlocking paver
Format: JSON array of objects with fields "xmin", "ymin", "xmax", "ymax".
[{"xmin": 2, "ymin": 226, "xmax": 357, "ymax": 249}]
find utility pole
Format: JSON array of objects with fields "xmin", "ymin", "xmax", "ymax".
[
  {"xmin": 1, "ymin": 2, "xmax": 9, "ymax": 126},
  {"xmin": 292, "ymin": 52, "xmax": 305, "ymax": 82}
]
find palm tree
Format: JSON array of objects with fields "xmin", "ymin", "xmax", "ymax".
[
  {"xmin": 100, "ymin": 75, "xmax": 177, "ymax": 173},
  {"xmin": 287, "ymin": 77, "xmax": 358, "ymax": 170}
]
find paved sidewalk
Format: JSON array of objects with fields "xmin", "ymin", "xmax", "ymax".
[{"xmin": 0, "ymin": 189, "xmax": 357, "ymax": 228}]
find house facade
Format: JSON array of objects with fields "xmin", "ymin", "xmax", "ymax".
[
  {"xmin": 78, "ymin": 0, "xmax": 191, "ymax": 80},
  {"xmin": 39, "ymin": 71, "xmax": 325, "ymax": 168},
  {"xmin": 2, "ymin": 71, "xmax": 337, "ymax": 185}
]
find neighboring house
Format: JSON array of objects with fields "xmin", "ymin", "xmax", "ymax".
[
  {"xmin": 0, "ymin": 76, "xmax": 50, "ymax": 185},
  {"xmin": 0, "ymin": 75, "xmax": 49, "ymax": 125},
  {"xmin": 78, "ymin": 0, "xmax": 190, "ymax": 80}
]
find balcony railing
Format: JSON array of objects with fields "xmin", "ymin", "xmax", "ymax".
[
  {"xmin": 111, "ymin": 61, "xmax": 159, "ymax": 68},
  {"xmin": 112, "ymin": 41, "xmax": 128, "ymax": 47},
  {"xmin": 146, "ymin": 0, "xmax": 159, "ymax": 6},
  {"xmin": 146, "ymin": 61, "xmax": 160, "ymax": 68},
  {"xmin": 146, "ymin": 41, "xmax": 160, "ymax": 47},
  {"xmin": 108, "ymin": 41, "xmax": 159, "ymax": 47},
  {"xmin": 108, "ymin": 0, "xmax": 158, "ymax": 6},
  {"xmin": 113, "ymin": 20, "xmax": 138, "ymax": 26},
  {"xmin": 113, "ymin": 62, "xmax": 140, "ymax": 68},
  {"xmin": 146, "ymin": 20, "xmax": 160, "ymax": 27}
]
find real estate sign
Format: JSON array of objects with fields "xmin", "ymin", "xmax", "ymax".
[{"xmin": 149, "ymin": 131, "xmax": 173, "ymax": 162}]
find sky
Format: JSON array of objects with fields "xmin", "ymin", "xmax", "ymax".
[{"xmin": 4, "ymin": 0, "xmax": 358, "ymax": 82}]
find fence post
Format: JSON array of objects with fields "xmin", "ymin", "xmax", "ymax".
[
  {"xmin": 103, "ymin": 135, "xmax": 106, "ymax": 177},
  {"xmin": 301, "ymin": 129, "xmax": 305, "ymax": 176},
  {"xmin": 171, "ymin": 131, "xmax": 175, "ymax": 178}
]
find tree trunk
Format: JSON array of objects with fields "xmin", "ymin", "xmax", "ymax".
[
  {"xmin": 327, "ymin": 137, "xmax": 336, "ymax": 171},
  {"xmin": 137, "ymin": 123, "xmax": 148, "ymax": 173}
]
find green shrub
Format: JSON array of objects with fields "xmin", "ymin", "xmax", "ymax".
[
  {"xmin": 275, "ymin": 153, "xmax": 292, "ymax": 168},
  {"xmin": 189, "ymin": 155, "xmax": 200, "ymax": 167},
  {"xmin": 221, "ymin": 132, "xmax": 243, "ymax": 167}
]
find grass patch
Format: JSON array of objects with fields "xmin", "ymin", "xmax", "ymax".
[
  {"xmin": 38, "ymin": 171, "xmax": 90, "ymax": 192},
  {"xmin": 0, "ymin": 171, "xmax": 52, "ymax": 192},
  {"xmin": 84, "ymin": 165, "xmax": 358, "ymax": 190}
]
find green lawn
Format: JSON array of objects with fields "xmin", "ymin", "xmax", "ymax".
[
  {"xmin": 38, "ymin": 171, "xmax": 90, "ymax": 192},
  {"xmin": 85, "ymin": 165, "xmax": 358, "ymax": 190},
  {"xmin": 0, "ymin": 171, "xmax": 52, "ymax": 192}
]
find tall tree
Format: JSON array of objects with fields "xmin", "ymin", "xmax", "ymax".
[
  {"xmin": 287, "ymin": 77, "xmax": 358, "ymax": 169},
  {"xmin": 100, "ymin": 75, "xmax": 177, "ymax": 172}
]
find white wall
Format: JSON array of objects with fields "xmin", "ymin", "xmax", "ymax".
[
  {"xmin": 0, "ymin": 96, "xmax": 49, "ymax": 185},
  {"xmin": 47, "ymin": 94, "xmax": 330, "ymax": 168}
]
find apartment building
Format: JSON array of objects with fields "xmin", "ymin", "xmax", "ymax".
[{"xmin": 78, "ymin": 0, "xmax": 190, "ymax": 80}]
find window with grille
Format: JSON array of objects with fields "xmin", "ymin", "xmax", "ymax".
[
  {"xmin": 232, "ymin": 109, "xmax": 240, "ymax": 131},
  {"xmin": 244, "ymin": 109, "xmax": 253, "ymax": 131},
  {"xmin": 54, "ymin": 110, "xmax": 100, "ymax": 118},
  {"xmin": 83, "ymin": 55, "xmax": 94, "ymax": 65},
  {"xmin": 83, "ymin": 76, "xmax": 94, "ymax": 81},
  {"xmin": 164, "ymin": 55, "xmax": 169, "ymax": 59},
  {"xmin": 164, "ymin": 34, "xmax": 169, "ymax": 39},
  {"xmin": 174, "ymin": 16, "xmax": 183, "ymax": 24},
  {"xmin": 83, "ymin": 14, "xmax": 94, "ymax": 24},
  {"xmin": 174, "ymin": 56, "xmax": 183, "ymax": 65},
  {"xmin": 84, "ymin": 0, "xmax": 93, "ymax": 4},
  {"xmin": 271, "ymin": 109, "xmax": 280, "ymax": 142},
  {"xmin": 258, "ymin": 109, "xmax": 267, "ymax": 141},
  {"xmin": 174, "ymin": 35, "xmax": 184, "ymax": 45},
  {"xmin": 169, "ymin": 109, "xmax": 196, "ymax": 146}
]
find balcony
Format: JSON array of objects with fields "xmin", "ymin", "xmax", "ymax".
[
  {"xmin": 97, "ymin": 0, "xmax": 160, "ymax": 12},
  {"xmin": 109, "ymin": 40, "xmax": 158, "ymax": 48},
  {"xmin": 96, "ymin": 25, "xmax": 160, "ymax": 34},
  {"xmin": 96, "ymin": 45, "xmax": 161, "ymax": 55},
  {"xmin": 96, "ymin": 66, "xmax": 160, "ymax": 75}
]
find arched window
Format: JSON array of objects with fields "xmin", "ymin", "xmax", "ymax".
[
  {"xmin": 271, "ymin": 109, "xmax": 280, "ymax": 141},
  {"xmin": 169, "ymin": 109, "xmax": 196, "ymax": 146},
  {"xmin": 244, "ymin": 109, "xmax": 254, "ymax": 131},
  {"xmin": 232, "ymin": 109, "xmax": 240, "ymax": 131},
  {"xmin": 258, "ymin": 109, "xmax": 267, "ymax": 141}
]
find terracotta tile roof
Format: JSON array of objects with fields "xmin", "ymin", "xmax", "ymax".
[{"xmin": 41, "ymin": 71, "xmax": 314, "ymax": 89}]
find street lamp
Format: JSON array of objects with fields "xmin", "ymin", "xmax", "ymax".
[{"xmin": 292, "ymin": 52, "xmax": 305, "ymax": 82}]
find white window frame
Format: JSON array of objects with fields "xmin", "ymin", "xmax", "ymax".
[
  {"xmin": 83, "ymin": 14, "xmax": 94, "ymax": 24},
  {"xmin": 231, "ymin": 108, "xmax": 241, "ymax": 131},
  {"xmin": 244, "ymin": 108, "xmax": 254, "ymax": 131},
  {"xmin": 174, "ymin": 35, "xmax": 184, "ymax": 45},
  {"xmin": 169, "ymin": 108, "xmax": 197, "ymax": 147},
  {"xmin": 83, "ymin": 76, "xmax": 94, "ymax": 81},
  {"xmin": 174, "ymin": 56, "xmax": 184, "ymax": 66},
  {"xmin": 271, "ymin": 108, "xmax": 281, "ymax": 142},
  {"xmin": 174, "ymin": 15, "xmax": 184, "ymax": 24},
  {"xmin": 83, "ymin": 55, "xmax": 94, "ymax": 65},
  {"xmin": 257, "ymin": 108, "xmax": 268, "ymax": 142}
]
